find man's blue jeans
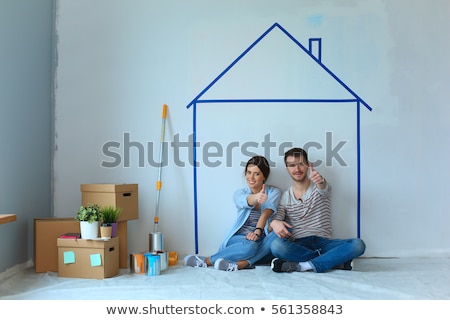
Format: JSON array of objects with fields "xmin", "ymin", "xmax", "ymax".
[{"xmin": 270, "ymin": 235, "xmax": 366, "ymax": 273}]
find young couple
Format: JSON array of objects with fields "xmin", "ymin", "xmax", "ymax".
[{"xmin": 184, "ymin": 148, "xmax": 366, "ymax": 273}]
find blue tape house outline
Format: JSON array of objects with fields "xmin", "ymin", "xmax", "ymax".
[{"xmin": 186, "ymin": 22, "xmax": 373, "ymax": 253}]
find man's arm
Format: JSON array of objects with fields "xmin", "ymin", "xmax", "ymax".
[
  {"xmin": 270, "ymin": 219, "xmax": 293, "ymax": 238},
  {"xmin": 309, "ymin": 163, "xmax": 326, "ymax": 190}
]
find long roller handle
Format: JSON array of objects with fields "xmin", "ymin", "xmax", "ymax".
[{"xmin": 154, "ymin": 104, "xmax": 168, "ymax": 232}]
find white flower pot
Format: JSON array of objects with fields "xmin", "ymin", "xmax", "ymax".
[{"xmin": 80, "ymin": 221, "xmax": 99, "ymax": 239}]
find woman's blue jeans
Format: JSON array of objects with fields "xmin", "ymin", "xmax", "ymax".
[
  {"xmin": 210, "ymin": 232, "xmax": 278, "ymax": 265},
  {"xmin": 210, "ymin": 234, "xmax": 260, "ymax": 264},
  {"xmin": 270, "ymin": 235, "xmax": 366, "ymax": 273},
  {"xmin": 246, "ymin": 232, "xmax": 277, "ymax": 266}
]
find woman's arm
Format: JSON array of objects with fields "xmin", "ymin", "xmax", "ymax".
[{"xmin": 246, "ymin": 208, "xmax": 273, "ymax": 241}]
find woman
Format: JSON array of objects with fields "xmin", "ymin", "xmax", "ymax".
[{"xmin": 184, "ymin": 155, "xmax": 281, "ymax": 271}]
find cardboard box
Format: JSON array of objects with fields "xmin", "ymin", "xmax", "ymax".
[
  {"xmin": 57, "ymin": 237, "xmax": 119, "ymax": 279},
  {"xmin": 80, "ymin": 184, "xmax": 138, "ymax": 221},
  {"xmin": 35, "ymin": 218, "xmax": 129, "ymax": 271},
  {"xmin": 116, "ymin": 221, "xmax": 128, "ymax": 268},
  {"xmin": 34, "ymin": 218, "xmax": 80, "ymax": 272}
]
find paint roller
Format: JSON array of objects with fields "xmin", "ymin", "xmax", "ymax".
[
  {"xmin": 153, "ymin": 104, "xmax": 168, "ymax": 234},
  {"xmin": 149, "ymin": 104, "xmax": 168, "ymax": 254}
]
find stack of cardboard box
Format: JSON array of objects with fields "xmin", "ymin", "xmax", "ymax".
[{"xmin": 34, "ymin": 183, "xmax": 138, "ymax": 279}]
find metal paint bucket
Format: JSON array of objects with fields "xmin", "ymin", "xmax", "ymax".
[
  {"xmin": 145, "ymin": 253, "xmax": 161, "ymax": 276},
  {"xmin": 149, "ymin": 232, "xmax": 164, "ymax": 252},
  {"xmin": 130, "ymin": 253, "xmax": 145, "ymax": 274},
  {"xmin": 157, "ymin": 251, "xmax": 168, "ymax": 271}
]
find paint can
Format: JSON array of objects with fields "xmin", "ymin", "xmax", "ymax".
[
  {"xmin": 157, "ymin": 251, "xmax": 168, "ymax": 271},
  {"xmin": 168, "ymin": 251, "xmax": 178, "ymax": 266},
  {"xmin": 130, "ymin": 253, "xmax": 146, "ymax": 274},
  {"xmin": 149, "ymin": 232, "xmax": 164, "ymax": 252},
  {"xmin": 145, "ymin": 253, "xmax": 161, "ymax": 276}
]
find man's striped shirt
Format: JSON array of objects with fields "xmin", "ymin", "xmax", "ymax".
[{"xmin": 272, "ymin": 182, "xmax": 332, "ymax": 240}]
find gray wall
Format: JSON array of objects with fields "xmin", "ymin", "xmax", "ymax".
[
  {"xmin": 0, "ymin": 0, "xmax": 54, "ymax": 273},
  {"xmin": 53, "ymin": 0, "xmax": 450, "ymax": 258}
]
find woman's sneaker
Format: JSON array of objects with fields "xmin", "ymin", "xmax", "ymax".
[
  {"xmin": 214, "ymin": 258, "xmax": 239, "ymax": 271},
  {"xmin": 271, "ymin": 258, "xmax": 298, "ymax": 273},
  {"xmin": 184, "ymin": 255, "xmax": 207, "ymax": 268}
]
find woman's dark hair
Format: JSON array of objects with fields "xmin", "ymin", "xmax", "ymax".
[
  {"xmin": 284, "ymin": 147, "xmax": 309, "ymax": 164},
  {"xmin": 245, "ymin": 155, "xmax": 270, "ymax": 180}
]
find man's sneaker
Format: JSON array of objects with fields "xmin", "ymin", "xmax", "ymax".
[
  {"xmin": 342, "ymin": 260, "xmax": 353, "ymax": 270},
  {"xmin": 183, "ymin": 255, "xmax": 207, "ymax": 268},
  {"xmin": 333, "ymin": 260, "xmax": 353, "ymax": 271},
  {"xmin": 214, "ymin": 258, "xmax": 239, "ymax": 271},
  {"xmin": 271, "ymin": 258, "xmax": 298, "ymax": 273}
]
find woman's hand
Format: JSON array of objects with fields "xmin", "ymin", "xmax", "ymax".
[
  {"xmin": 246, "ymin": 231, "xmax": 261, "ymax": 241},
  {"xmin": 255, "ymin": 184, "xmax": 268, "ymax": 204}
]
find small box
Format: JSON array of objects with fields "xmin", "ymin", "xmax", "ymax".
[
  {"xmin": 34, "ymin": 218, "xmax": 80, "ymax": 272},
  {"xmin": 57, "ymin": 237, "xmax": 119, "ymax": 279},
  {"xmin": 80, "ymin": 183, "xmax": 138, "ymax": 221}
]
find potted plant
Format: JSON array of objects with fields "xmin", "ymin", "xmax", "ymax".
[
  {"xmin": 100, "ymin": 205, "xmax": 122, "ymax": 238},
  {"xmin": 76, "ymin": 203, "xmax": 102, "ymax": 239}
]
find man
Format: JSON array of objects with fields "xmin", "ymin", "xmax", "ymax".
[{"xmin": 269, "ymin": 147, "xmax": 366, "ymax": 273}]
